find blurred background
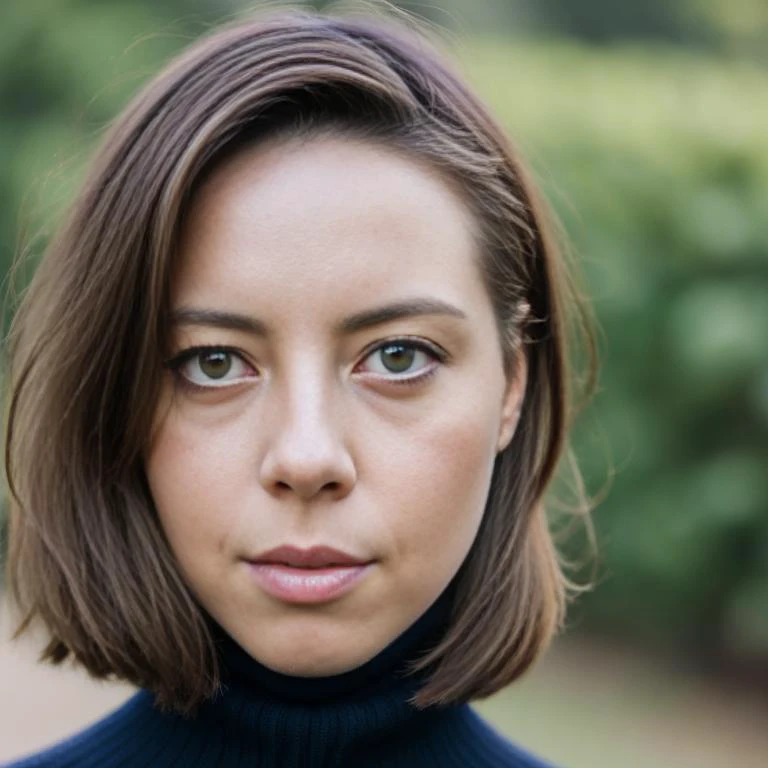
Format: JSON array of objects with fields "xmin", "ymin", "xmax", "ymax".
[{"xmin": 1, "ymin": 1, "xmax": 767, "ymax": 766}]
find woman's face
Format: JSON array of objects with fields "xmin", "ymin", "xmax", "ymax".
[{"xmin": 145, "ymin": 135, "xmax": 525, "ymax": 676}]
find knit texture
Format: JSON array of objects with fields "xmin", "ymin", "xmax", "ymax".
[{"xmin": 3, "ymin": 587, "xmax": 559, "ymax": 767}]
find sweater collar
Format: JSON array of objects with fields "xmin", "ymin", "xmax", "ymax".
[{"xmin": 193, "ymin": 581, "xmax": 460, "ymax": 761}]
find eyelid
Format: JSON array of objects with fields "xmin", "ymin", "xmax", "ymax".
[
  {"xmin": 165, "ymin": 344, "xmax": 253, "ymax": 370},
  {"xmin": 359, "ymin": 336, "xmax": 446, "ymax": 361}
]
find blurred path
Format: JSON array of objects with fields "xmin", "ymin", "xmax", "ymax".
[{"xmin": 2, "ymin": 595, "xmax": 768, "ymax": 767}]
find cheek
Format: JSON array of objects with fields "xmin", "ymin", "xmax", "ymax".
[
  {"xmin": 144, "ymin": 404, "xmax": 251, "ymax": 568},
  {"xmin": 384, "ymin": 399, "xmax": 499, "ymax": 590}
]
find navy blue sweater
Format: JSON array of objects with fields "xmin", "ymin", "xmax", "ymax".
[{"xmin": 4, "ymin": 590, "xmax": 558, "ymax": 767}]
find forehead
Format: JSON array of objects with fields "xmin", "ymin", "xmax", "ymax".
[{"xmin": 173, "ymin": 136, "xmax": 486, "ymax": 325}]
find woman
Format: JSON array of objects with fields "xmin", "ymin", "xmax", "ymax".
[{"xmin": 3, "ymin": 8, "xmax": 595, "ymax": 767}]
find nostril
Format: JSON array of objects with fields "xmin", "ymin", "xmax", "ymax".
[{"xmin": 273, "ymin": 479, "xmax": 339, "ymax": 492}]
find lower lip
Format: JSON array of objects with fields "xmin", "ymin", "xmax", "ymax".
[{"xmin": 247, "ymin": 562, "xmax": 373, "ymax": 604}]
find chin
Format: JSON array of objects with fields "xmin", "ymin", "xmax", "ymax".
[
  {"xmin": 241, "ymin": 627, "xmax": 385, "ymax": 678},
  {"xmin": 255, "ymin": 647, "xmax": 370, "ymax": 677}
]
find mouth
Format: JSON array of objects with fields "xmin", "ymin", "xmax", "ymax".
[
  {"xmin": 246, "ymin": 562, "xmax": 374, "ymax": 604},
  {"xmin": 245, "ymin": 545, "xmax": 375, "ymax": 604},
  {"xmin": 249, "ymin": 544, "xmax": 372, "ymax": 569}
]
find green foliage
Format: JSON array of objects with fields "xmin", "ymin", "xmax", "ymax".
[{"xmin": 1, "ymin": 5, "xmax": 766, "ymax": 662}]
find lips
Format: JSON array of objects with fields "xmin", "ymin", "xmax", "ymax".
[
  {"xmin": 249, "ymin": 545, "xmax": 371, "ymax": 569},
  {"xmin": 246, "ymin": 546, "xmax": 374, "ymax": 604}
]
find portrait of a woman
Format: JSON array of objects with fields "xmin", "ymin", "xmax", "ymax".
[{"xmin": 2, "ymin": 8, "xmax": 594, "ymax": 767}]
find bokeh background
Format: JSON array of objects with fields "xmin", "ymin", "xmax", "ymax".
[{"xmin": 1, "ymin": 1, "xmax": 767, "ymax": 766}]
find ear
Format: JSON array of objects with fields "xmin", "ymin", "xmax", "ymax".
[{"xmin": 496, "ymin": 351, "xmax": 527, "ymax": 454}]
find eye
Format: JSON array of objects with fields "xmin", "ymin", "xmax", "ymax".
[
  {"xmin": 167, "ymin": 347, "xmax": 255, "ymax": 389},
  {"xmin": 358, "ymin": 338, "xmax": 445, "ymax": 384}
]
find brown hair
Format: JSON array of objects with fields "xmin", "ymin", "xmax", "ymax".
[{"xmin": 3, "ymin": 8, "xmax": 595, "ymax": 714}]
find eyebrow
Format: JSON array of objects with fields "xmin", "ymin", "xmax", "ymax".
[{"xmin": 168, "ymin": 298, "xmax": 467, "ymax": 336}]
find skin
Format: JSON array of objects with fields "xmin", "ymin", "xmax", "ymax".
[{"xmin": 145, "ymin": 135, "xmax": 526, "ymax": 677}]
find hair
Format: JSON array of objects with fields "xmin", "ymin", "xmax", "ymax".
[{"xmin": 3, "ymin": 7, "xmax": 596, "ymax": 715}]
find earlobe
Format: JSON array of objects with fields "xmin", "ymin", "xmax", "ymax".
[{"xmin": 496, "ymin": 353, "xmax": 527, "ymax": 454}]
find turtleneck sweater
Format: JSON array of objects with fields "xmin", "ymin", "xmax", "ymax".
[{"xmin": 3, "ymin": 586, "xmax": 558, "ymax": 767}]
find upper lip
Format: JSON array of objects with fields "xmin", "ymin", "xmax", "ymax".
[{"xmin": 248, "ymin": 545, "xmax": 371, "ymax": 568}]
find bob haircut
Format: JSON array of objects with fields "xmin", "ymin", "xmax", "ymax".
[{"xmin": 4, "ymin": 8, "xmax": 595, "ymax": 715}]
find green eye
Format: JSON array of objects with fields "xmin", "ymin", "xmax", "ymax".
[
  {"xmin": 168, "ymin": 346, "xmax": 254, "ymax": 389},
  {"xmin": 360, "ymin": 338, "xmax": 445, "ymax": 383},
  {"xmin": 198, "ymin": 350, "xmax": 232, "ymax": 379},
  {"xmin": 379, "ymin": 344, "xmax": 416, "ymax": 373}
]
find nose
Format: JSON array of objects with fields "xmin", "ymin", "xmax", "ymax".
[{"xmin": 258, "ymin": 374, "xmax": 356, "ymax": 502}]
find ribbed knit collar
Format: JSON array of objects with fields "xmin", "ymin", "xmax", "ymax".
[{"xmin": 188, "ymin": 580, "xmax": 460, "ymax": 764}]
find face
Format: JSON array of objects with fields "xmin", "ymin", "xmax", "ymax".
[{"xmin": 145, "ymin": 135, "xmax": 525, "ymax": 676}]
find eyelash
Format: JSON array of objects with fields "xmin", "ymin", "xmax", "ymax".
[{"xmin": 164, "ymin": 338, "xmax": 447, "ymax": 393}]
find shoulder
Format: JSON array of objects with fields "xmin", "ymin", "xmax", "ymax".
[
  {"xmin": 0, "ymin": 691, "xmax": 154, "ymax": 768},
  {"xmin": 453, "ymin": 706, "xmax": 563, "ymax": 768}
]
